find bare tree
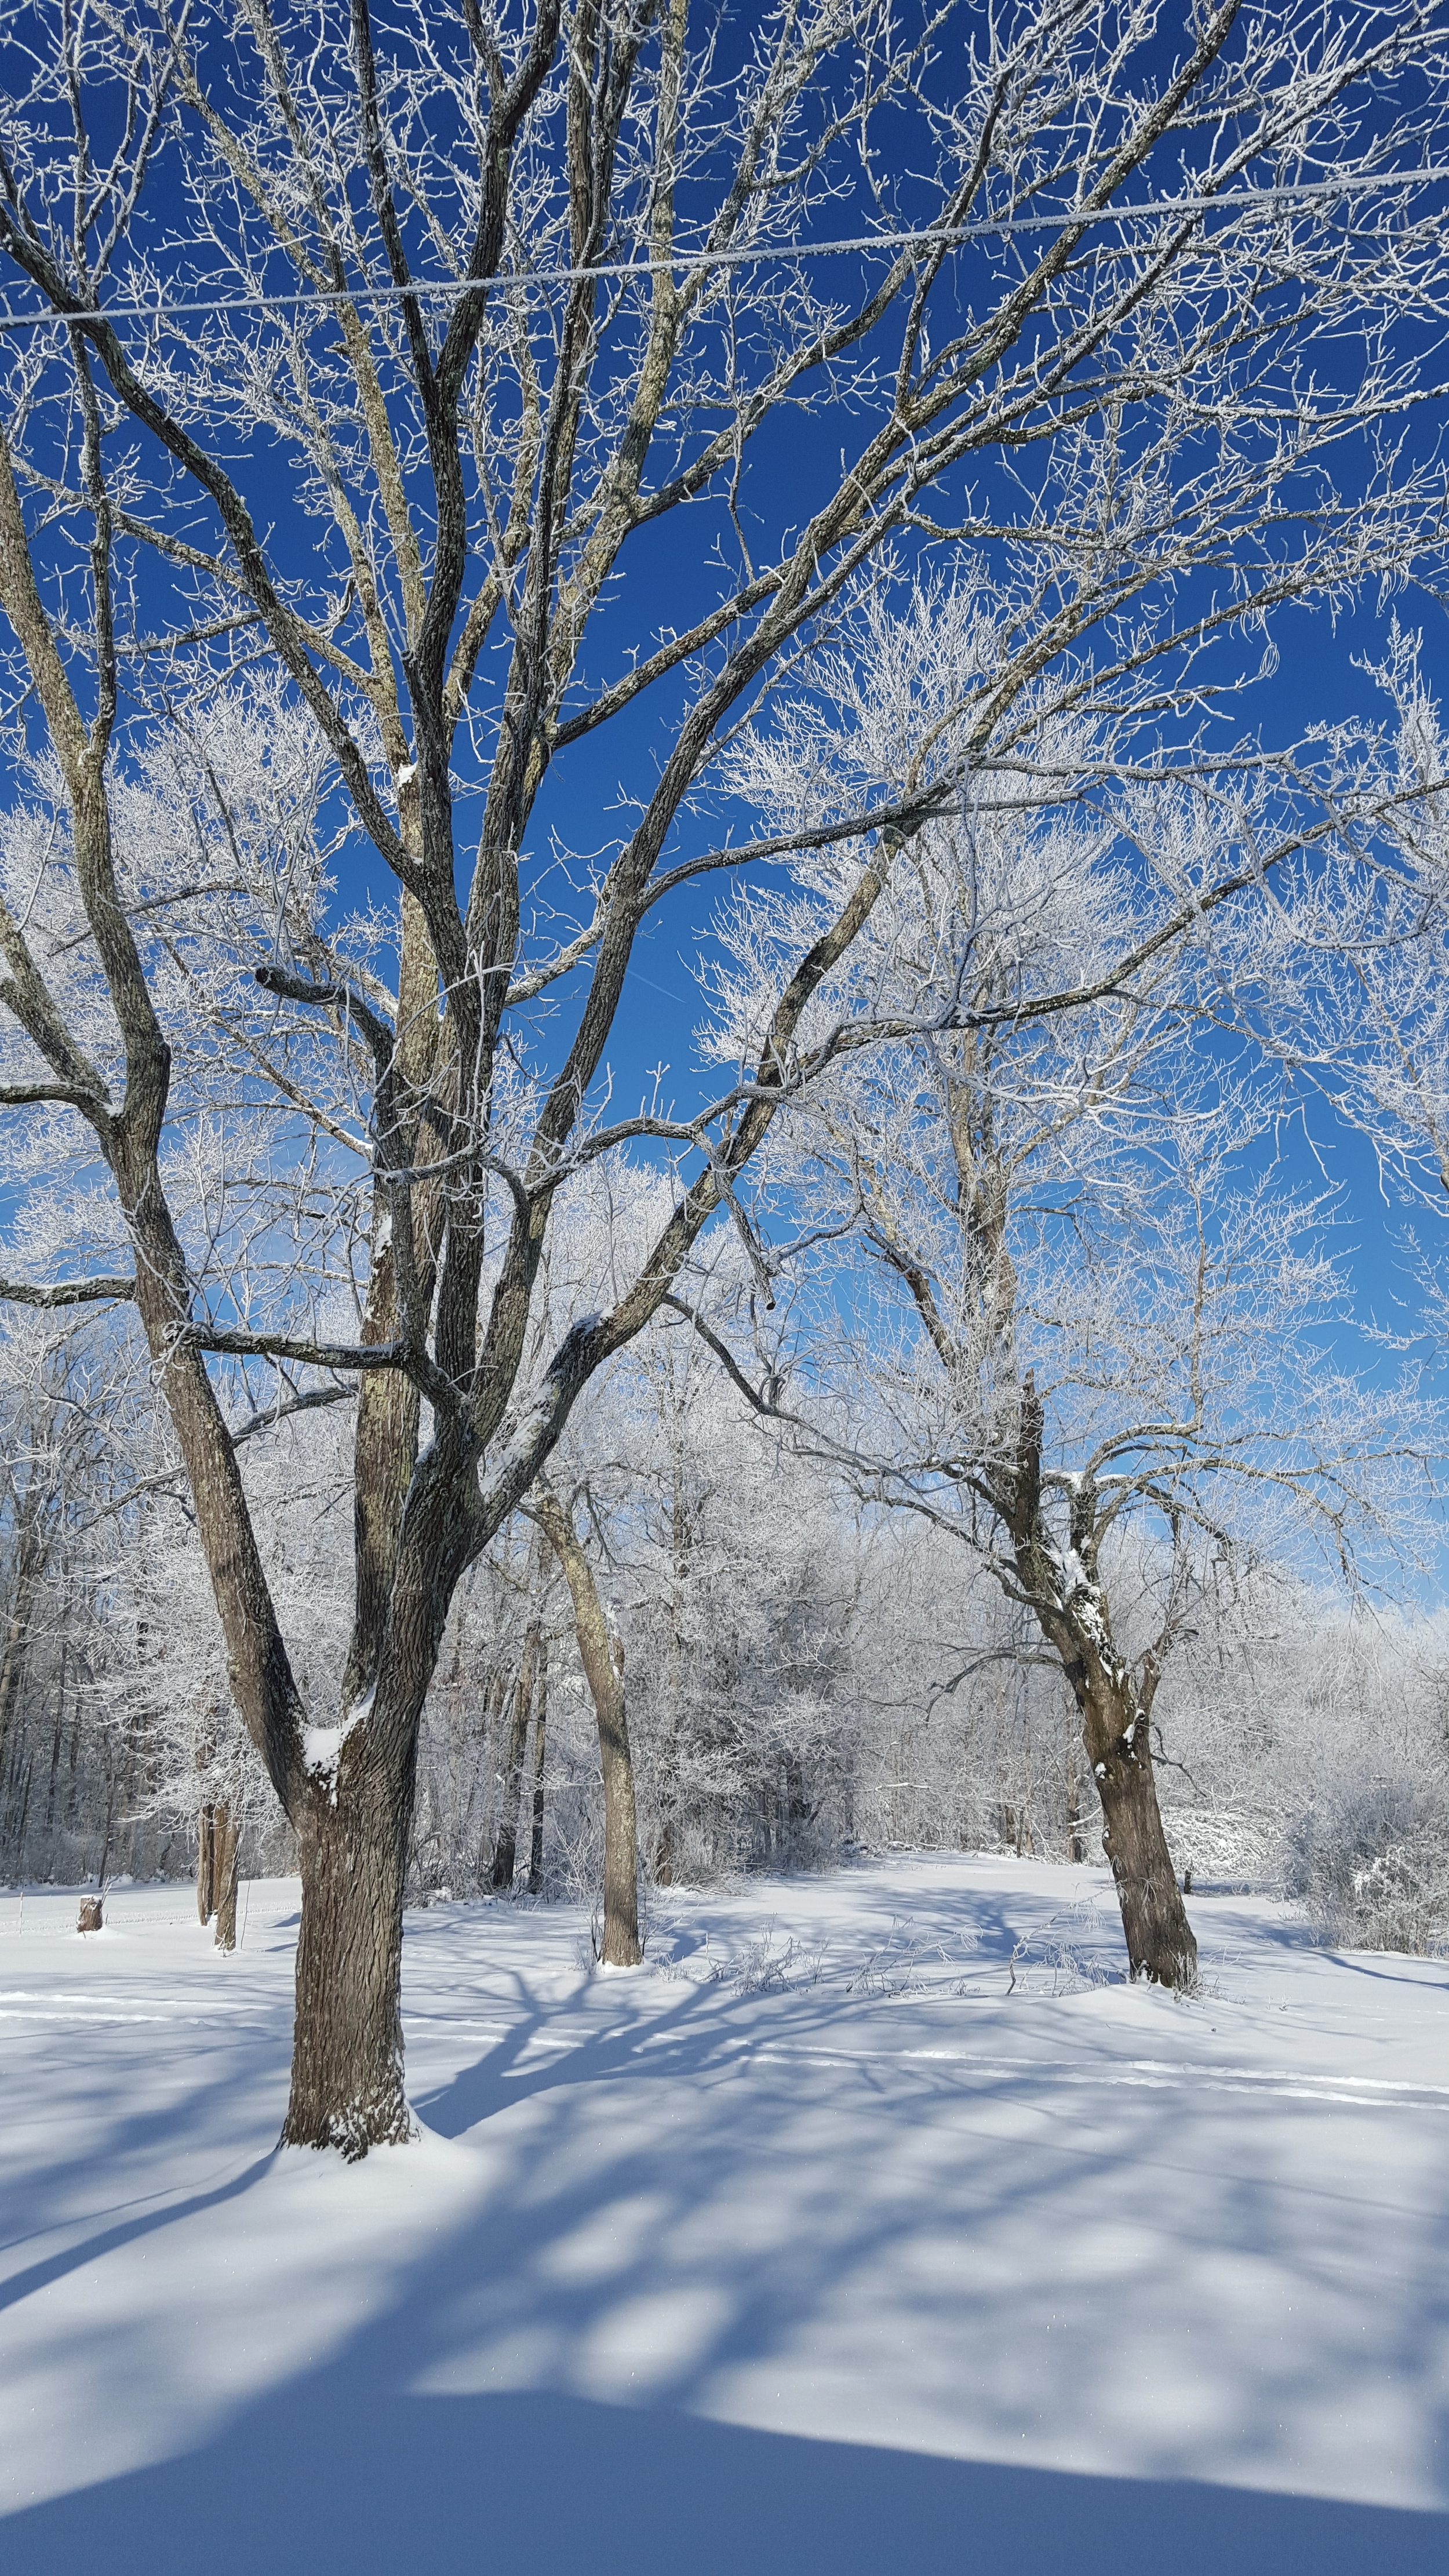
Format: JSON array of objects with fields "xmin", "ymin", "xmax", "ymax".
[
  {"xmin": 705, "ymin": 617, "xmax": 1436, "ymax": 1983},
  {"xmin": 1, "ymin": 1, "xmax": 1447, "ymax": 2141}
]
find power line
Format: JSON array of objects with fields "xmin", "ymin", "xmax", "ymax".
[{"xmin": 1, "ymin": 165, "xmax": 1447, "ymax": 337}]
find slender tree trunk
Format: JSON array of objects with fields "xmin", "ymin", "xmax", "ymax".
[
  {"xmin": 1006, "ymin": 1382, "xmax": 1197, "ymax": 1989},
  {"xmin": 532, "ymin": 1486, "xmax": 642, "ymax": 1967},
  {"xmin": 491, "ymin": 1623, "xmax": 538, "ymax": 1892},
  {"xmin": 43, "ymin": 1646, "xmax": 65, "ymax": 1840},
  {"xmin": 0, "ymin": 1544, "xmax": 43, "ymax": 1783},
  {"xmin": 97, "ymin": 1766, "xmax": 116, "ymax": 1891},
  {"xmin": 1066, "ymin": 1755, "xmax": 1084, "ymax": 1866},
  {"xmin": 477, "ymin": 1664, "xmax": 507, "ymax": 1886},
  {"xmin": 196, "ymin": 1802, "xmax": 217, "ymax": 1923},
  {"xmin": 527, "ymin": 1640, "xmax": 548, "ymax": 1897},
  {"xmin": 10, "ymin": 1746, "xmax": 34, "ymax": 1870},
  {"xmin": 64, "ymin": 1689, "xmax": 81, "ymax": 1825},
  {"xmin": 212, "ymin": 1802, "xmax": 240, "ymax": 1951}
]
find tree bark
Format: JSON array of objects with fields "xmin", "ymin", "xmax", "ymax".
[
  {"xmin": 282, "ymin": 1771, "xmax": 414, "ymax": 2155},
  {"xmin": 1082, "ymin": 1684, "xmax": 1196, "ymax": 1985},
  {"xmin": 212, "ymin": 1802, "xmax": 240, "ymax": 1952},
  {"xmin": 531, "ymin": 1485, "xmax": 642, "ymax": 1967}
]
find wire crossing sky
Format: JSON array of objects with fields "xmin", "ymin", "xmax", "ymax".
[{"xmin": 5, "ymin": 163, "xmax": 1449, "ymax": 332}]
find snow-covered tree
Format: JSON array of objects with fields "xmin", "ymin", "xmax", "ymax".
[
  {"xmin": 3, "ymin": 0, "xmax": 1449, "ymax": 2141},
  {"xmin": 703, "ymin": 598, "xmax": 1436, "ymax": 1984}
]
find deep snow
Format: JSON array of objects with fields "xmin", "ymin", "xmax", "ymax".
[{"xmin": 1, "ymin": 1854, "xmax": 1446, "ymax": 2573}]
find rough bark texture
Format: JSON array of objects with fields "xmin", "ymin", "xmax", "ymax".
[
  {"xmin": 282, "ymin": 1770, "xmax": 415, "ymax": 2155},
  {"xmin": 1079, "ymin": 1686, "xmax": 1196, "ymax": 1985},
  {"xmin": 533, "ymin": 1486, "xmax": 642, "ymax": 1967}
]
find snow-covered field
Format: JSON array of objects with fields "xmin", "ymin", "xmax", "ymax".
[{"xmin": 1, "ymin": 1855, "xmax": 1446, "ymax": 2574}]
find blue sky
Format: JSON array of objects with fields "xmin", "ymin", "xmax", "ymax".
[{"xmin": 5, "ymin": 0, "xmax": 1449, "ymax": 1588}]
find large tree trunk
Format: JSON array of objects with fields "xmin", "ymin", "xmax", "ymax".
[
  {"xmin": 282, "ymin": 1765, "xmax": 414, "ymax": 2155},
  {"xmin": 1031, "ymin": 1637, "xmax": 1196, "ymax": 1987},
  {"xmin": 196, "ymin": 1797, "xmax": 241, "ymax": 1946},
  {"xmin": 1082, "ymin": 1682, "xmax": 1196, "ymax": 1986},
  {"xmin": 533, "ymin": 1486, "xmax": 642, "ymax": 1967}
]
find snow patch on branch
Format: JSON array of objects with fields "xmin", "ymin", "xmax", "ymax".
[
  {"xmin": 301, "ymin": 1688, "xmax": 374, "ymax": 1806},
  {"xmin": 482, "ymin": 1317, "xmax": 606, "ymax": 1510}
]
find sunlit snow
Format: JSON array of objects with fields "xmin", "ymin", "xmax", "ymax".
[{"xmin": 1, "ymin": 1855, "xmax": 1446, "ymax": 2573}]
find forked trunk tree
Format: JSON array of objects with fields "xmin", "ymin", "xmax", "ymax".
[{"xmin": 1, "ymin": 2, "xmax": 1445, "ymax": 2140}]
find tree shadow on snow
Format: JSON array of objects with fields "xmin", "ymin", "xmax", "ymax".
[
  {"xmin": 6, "ymin": 2381, "xmax": 1446, "ymax": 2576},
  {"xmin": 9, "ymin": 1887, "xmax": 1449, "ymax": 2576},
  {"xmin": 0, "ymin": 2153, "xmax": 276, "ymax": 2319}
]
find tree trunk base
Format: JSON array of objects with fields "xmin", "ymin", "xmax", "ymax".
[
  {"xmin": 280, "ymin": 2089, "xmax": 420, "ymax": 2160},
  {"xmin": 1097, "ymin": 1718, "xmax": 1197, "ymax": 1990},
  {"xmin": 600, "ymin": 1917, "xmax": 643, "ymax": 1969},
  {"xmin": 280, "ymin": 1788, "xmax": 414, "ymax": 2159}
]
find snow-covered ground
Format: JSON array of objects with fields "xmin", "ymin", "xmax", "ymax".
[{"xmin": 1, "ymin": 1855, "xmax": 1446, "ymax": 2574}]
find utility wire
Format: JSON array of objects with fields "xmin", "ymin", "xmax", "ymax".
[{"xmin": 1, "ymin": 166, "xmax": 1447, "ymax": 336}]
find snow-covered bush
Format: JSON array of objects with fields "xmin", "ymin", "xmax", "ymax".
[{"xmin": 1284, "ymin": 1770, "xmax": 1449, "ymax": 1954}]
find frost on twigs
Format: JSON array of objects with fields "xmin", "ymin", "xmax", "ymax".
[
  {"xmin": 648, "ymin": 1923, "xmax": 825, "ymax": 1993},
  {"xmin": 845, "ymin": 1919, "xmax": 977, "ymax": 1999},
  {"xmin": 648, "ymin": 1915, "xmax": 983, "ymax": 1999},
  {"xmin": 1005, "ymin": 1900, "xmax": 1119, "ymax": 1995}
]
